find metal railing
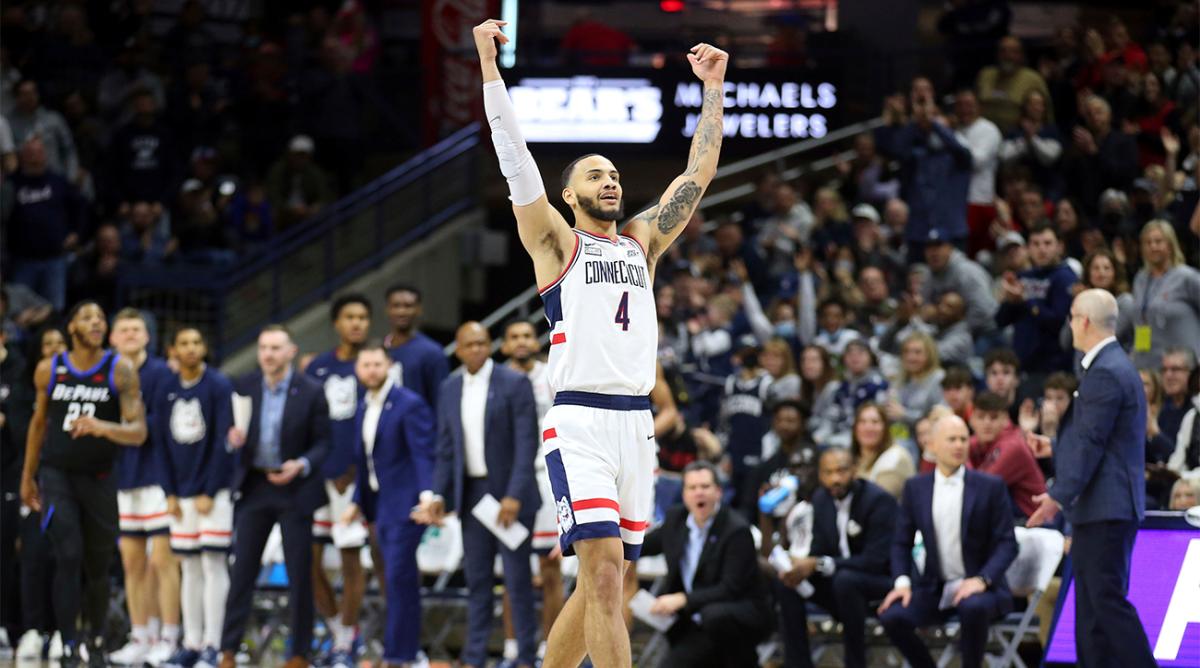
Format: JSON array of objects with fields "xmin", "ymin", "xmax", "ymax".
[
  {"xmin": 119, "ymin": 124, "xmax": 482, "ymax": 362},
  {"xmin": 443, "ymin": 116, "xmax": 883, "ymax": 357}
]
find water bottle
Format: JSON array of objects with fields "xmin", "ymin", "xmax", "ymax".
[{"xmin": 759, "ymin": 475, "xmax": 799, "ymax": 516}]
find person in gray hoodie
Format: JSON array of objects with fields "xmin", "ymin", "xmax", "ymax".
[{"xmin": 918, "ymin": 231, "xmax": 999, "ymax": 340}]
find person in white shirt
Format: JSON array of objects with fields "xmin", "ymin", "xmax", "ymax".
[
  {"xmin": 953, "ymin": 89, "xmax": 1003, "ymax": 256},
  {"xmin": 341, "ymin": 344, "xmax": 435, "ymax": 668},
  {"xmin": 877, "ymin": 415, "xmax": 1017, "ymax": 668}
]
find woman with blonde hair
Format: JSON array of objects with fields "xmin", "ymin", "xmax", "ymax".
[
  {"xmin": 850, "ymin": 402, "xmax": 915, "ymax": 498},
  {"xmin": 761, "ymin": 338, "xmax": 801, "ymax": 402},
  {"xmin": 1126, "ymin": 220, "xmax": 1200, "ymax": 369},
  {"xmin": 885, "ymin": 332, "xmax": 946, "ymax": 428}
]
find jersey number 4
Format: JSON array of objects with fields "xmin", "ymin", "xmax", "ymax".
[
  {"xmin": 62, "ymin": 402, "xmax": 96, "ymax": 431},
  {"xmin": 614, "ymin": 291, "xmax": 631, "ymax": 331}
]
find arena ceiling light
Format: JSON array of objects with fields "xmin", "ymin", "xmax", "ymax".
[{"xmin": 500, "ymin": 0, "xmax": 519, "ymax": 68}]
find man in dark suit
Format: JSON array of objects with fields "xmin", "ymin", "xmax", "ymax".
[
  {"xmin": 774, "ymin": 448, "xmax": 898, "ymax": 668},
  {"xmin": 1027, "ymin": 289, "xmax": 1156, "ymax": 667},
  {"xmin": 414, "ymin": 322, "xmax": 539, "ymax": 668},
  {"xmin": 219, "ymin": 325, "xmax": 330, "ymax": 668},
  {"xmin": 642, "ymin": 460, "xmax": 772, "ymax": 668},
  {"xmin": 341, "ymin": 343, "xmax": 436, "ymax": 668},
  {"xmin": 877, "ymin": 415, "xmax": 1017, "ymax": 668}
]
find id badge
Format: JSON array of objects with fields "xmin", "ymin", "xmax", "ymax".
[{"xmin": 1134, "ymin": 325, "xmax": 1152, "ymax": 353}]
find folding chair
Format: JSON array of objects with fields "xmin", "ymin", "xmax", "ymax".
[
  {"xmin": 934, "ymin": 526, "xmax": 1064, "ymax": 668},
  {"xmin": 992, "ymin": 527, "xmax": 1065, "ymax": 668}
]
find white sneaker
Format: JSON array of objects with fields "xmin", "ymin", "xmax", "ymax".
[
  {"xmin": 48, "ymin": 632, "xmax": 63, "ymax": 661},
  {"xmin": 109, "ymin": 639, "xmax": 149, "ymax": 666},
  {"xmin": 16, "ymin": 630, "xmax": 44, "ymax": 661},
  {"xmin": 145, "ymin": 640, "xmax": 175, "ymax": 666},
  {"xmin": 412, "ymin": 650, "xmax": 431, "ymax": 668}
]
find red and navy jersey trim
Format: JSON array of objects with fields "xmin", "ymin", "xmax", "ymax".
[{"xmin": 576, "ymin": 228, "xmax": 619, "ymax": 244}]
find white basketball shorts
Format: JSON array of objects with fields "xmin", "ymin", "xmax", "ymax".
[
  {"xmin": 118, "ymin": 486, "xmax": 170, "ymax": 537},
  {"xmin": 169, "ymin": 490, "xmax": 234, "ymax": 553},
  {"xmin": 541, "ymin": 392, "xmax": 655, "ymax": 561}
]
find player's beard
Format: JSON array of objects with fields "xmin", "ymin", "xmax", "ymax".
[{"xmin": 577, "ymin": 193, "xmax": 624, "ymax": 222}]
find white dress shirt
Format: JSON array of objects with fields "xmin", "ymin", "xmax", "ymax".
[
  {"xmin": 1081, "ymin": 335, "xmax": 1118, "ymax": 370},
  {"xmin": 956, "ymin": 116, "xmax": 1002, "ymax": 204},
  {"xmin": 834, "ymin": 492, "xmax": 854, "ymax": 559},
  {"xmin": 932, "ymin": 465, "xmax": 967, "ymax": 581},
  {"xmin": 361, "ymin": 378, "xmax": 393, "ymax": 492},
  {"xmin": 461, "ymin": 358, "xmax": 493, "ymax": 477}
]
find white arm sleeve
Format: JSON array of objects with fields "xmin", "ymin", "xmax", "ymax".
[{"xmin": 483, "ymin": 80, "xmax": 545, "ymax": 206}]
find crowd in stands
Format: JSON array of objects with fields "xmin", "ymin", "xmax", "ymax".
[
  {"xmin": 2, "ymin": 2, "xmax": 1200, "ymax": 667},
  {"xmin": 1, "ymin": 0, "xmax": 383, "ymax": 312}
]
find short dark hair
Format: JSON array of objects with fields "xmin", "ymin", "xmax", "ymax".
[
  {"xmin": 1044, "ymin": 372, "xmax": 1077, "ymax": 394},
  {"xmin": 66, "ymin": 300, "xmax": 102, "ymax": 324},
  {"xmin": 820, "ymin": 446, "xmax": 854, "ymax": 466},
  {"xmin": 974, "ymin": 391, "xmax": 1009, "ymax": 414},
  {"xmin": 503, "ymin": 318, "xmax": 536, "ymax": 336},
  {"xmin": 561, "ymin": 154, "xmax": 600, "ymax": 190},
  {"xmin": 984, "ymin": 348, "xmax": 1020, "ymax": 373},
  {"xmin": 682, "ymin": 460, "xmax": 720, "ymax": 486},
  {"xmin": 1027, "ymin": 220, "xmax": 1060, "ymax": 241},
  {"xmin": 772, "ymin": 398, "xmax": 809, "ymax": 420},
  {"xmin": 385, "ymin": 284, "xmax": 421, "ymax": 302},
  {"xmin": 172, "ymin": 327, "xmax": 206, "ymax": 344},
  {"xmin": 330, "ymin": 293, "xmax": 372, "ymax": 321},
  {"xmin": 818, "ymin": 297, "xmax": 846, "ymax": 315},
  {"xmin": 941, "ymin": 365, "xmax": 975, "ymax": 389},
  {"xmin": 357, "ymin": 340, "xmax": 389, "ymax": 357}
]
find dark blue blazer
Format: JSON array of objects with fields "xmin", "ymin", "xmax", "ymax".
[
  {"xmin": 891, "ymin": 470, "xmax": 1017, "ymax": 595},
  {"xmin": 810, "ymin": 478, "xmax": 897, "ymax": 576},
  {"xmin": 352, "ymin": 384, "xmax": 436, "ymax": 525},
  {"xmin": 1050, "ymin": 340, "xmax": 1146, "ymax": 525},
  {"xmin": 230, "ymin": 370, "xmax": 330, "ymax": 513},
  {"xmin": 433, "ymin": 363, "xmax": 540, "ymax": 519}
]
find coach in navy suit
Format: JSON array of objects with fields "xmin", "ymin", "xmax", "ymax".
[
  {"xmin": 220, "ymin": 325, "xmax": 330, "ymax": 668},
  {"xmin": 415, "ymin": 322, "xmax": 540, "ymax": 668},
  {"xmin": 1027, "ymin": 289, "xmax": 1156, "ymax": 667},
  {"xmin": 878, "ymin": 415, "xmax": 1016, "ymax": 668},
  {"xmin": 341, "ymin": 344, "xmax": 435, "ymax": 666}
]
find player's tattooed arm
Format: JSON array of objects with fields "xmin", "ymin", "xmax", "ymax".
[
  {"xmin": 72, "ymin": 357, "xmax": 148, "ymax": 445},
  {"xmin": 627, "ymin": 45, "xmax": 726, "ymax": 263}
]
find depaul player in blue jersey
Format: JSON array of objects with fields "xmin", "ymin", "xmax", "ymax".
[{"xmin": 304, "ymin": 294, "xmax": 371, "ymax": 667}]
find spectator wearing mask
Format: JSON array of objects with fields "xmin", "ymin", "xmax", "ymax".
[
  {"xmin": 773, "ymin": 448, "xmax": 898, "ymax": 668},
  {"xmin": 919, "ymin": 236, "xmax": 999, "ymax": 340},
  {"xmin": 998, "ymin": 91, "xmax": 1063, "ymax": 200},
  {"xmin": 1, "ymin": 137, "xmax": 84, "ymax": 311},
  {"xmin": 1126, "ymin": 221, "xmax": 1200, "ymax": 369},
  {"xmin": 976, "ymin": 36, "xmax": 1053, "ymax": 133},
  {"xmin": 886, "ymin": 332, "xmax": 947, "ymax": 431},
  {"xmin": 996, "ymin": 223, "xmax": 1077, "ymax": 375},
  {"xmin": 878, "ymin": 415, "xmax": 1018, "ymax": 668},
  {"xmin": 744, "ymin": 400, "xmax": 820, "ymax": 525},
  {"xmin": 882, "ymin": 291, "xmax": 973, "ymax": 369},
  {"xmin": 107, "ymin": 87, "xmax": 179, "ymax": 208},
  {"xmin": 941, "ymin": 366, "xmax": 976, "ymax": 426},
  {"xmin": 969, "ymin": 391, "xmax": 1047, "ymax": 519},
  {"xmin": 1063, "ymin": 95, "xmax": 1138, "ymax": 213},
  {"xmin": 7, "ymin": 79, "xmax": 79, "ymax": 181},
  {"xmin": 642, "ymin": 461, "xmax": 772, "ymax": 668},
  {"xmin": 875, "ymin": 88, "xmax": 972, "ymax": 251},
  {"xmin": 1159, "ymin": 348, "xmax": 1196, "ymax": 443},
  {"xmin": 266, "ymin": 135, "xmax": 334, "ymax": 231},
  {"xmin": 812, "ymin": 297, "xmax": 861, "ymax": 357},
  {"xmin": 851, "ymin": 402, "xmax": 915, "ymax": 499},
  {"xmin": 823, "ymin": 341, "xmax": 889, "ymax": 448},
  {"xmin": 953, "ymin": 90, "xmax": 1002, "ymax": 257}
]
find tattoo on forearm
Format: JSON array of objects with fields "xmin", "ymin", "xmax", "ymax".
[
  {"xmin": 657, "ymin": 181, "xmax": 702, "ymax": 234},
  {"xmin": 685, "ymin": 88, "xmax": 724, "ymax": 176}
]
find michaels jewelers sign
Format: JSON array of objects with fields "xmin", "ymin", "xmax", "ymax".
[{"xmin": 506, "ymin": 69, "xmax": 838, "ymax": 145}]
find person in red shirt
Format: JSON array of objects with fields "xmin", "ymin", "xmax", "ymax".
[{"xmin": 969, "ymin": 391, "xmax": 1047, "ymax": 519}]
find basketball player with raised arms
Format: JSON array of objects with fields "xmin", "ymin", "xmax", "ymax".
[{"xmin": 465, "ymin": 19, "xmax": 726, "ymax": 668}]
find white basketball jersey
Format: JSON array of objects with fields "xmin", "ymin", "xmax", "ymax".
[{"xmin": 540, "ymin": 229, "xmax": 657, "ymax": 396}]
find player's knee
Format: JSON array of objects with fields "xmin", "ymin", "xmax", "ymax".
[
  {"xmin": 120, "ymin": 539, "xmax": 147, "ymax": 571},
  {"xmin": 341, "ymin": 549, "xmax": 363, "ymax": 575},
  {"xmin": 582, "ymin": 558, "xmax": 623, "ymax": 607},
  {"xmin": 149, "ymin": 542, "xmax": 176, "ymax": 574}
]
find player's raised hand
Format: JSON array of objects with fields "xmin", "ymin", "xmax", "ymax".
[
  {"xmin": 473, "ymin": 19, "xmax": 509, "ymax": 61},
  {"xmin": 687, "ymin": 43, "xmax": 728, "ymax": 84}
]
